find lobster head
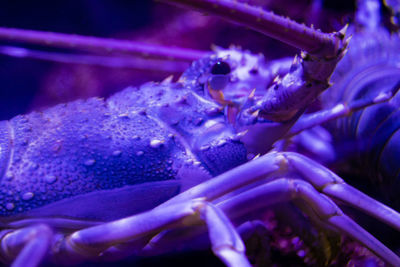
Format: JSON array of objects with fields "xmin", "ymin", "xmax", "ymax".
[
  {"xmin": 180, "ymin": 47, "xmax": 303, "ymax": 155},
  {"xmin": 170, "ymin": 0, "xmax": 348, "ymax": 155}
]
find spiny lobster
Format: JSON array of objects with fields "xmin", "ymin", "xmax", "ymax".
[{"xmin": 0, "ymin": 0, "xmax": 399, "ymax": 266}]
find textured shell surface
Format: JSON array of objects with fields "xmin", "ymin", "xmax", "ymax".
[{"xmin": 0, "ymin": 66, "xmax": 249, "ymax": 220}]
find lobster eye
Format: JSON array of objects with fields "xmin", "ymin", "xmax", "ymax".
[{"xmin": 211, "ymin": 61, "xmax": 231, "ymax": 75}]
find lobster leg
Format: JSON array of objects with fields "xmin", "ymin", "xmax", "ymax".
[
  {"xmin": 276, "ymin": 80, "xmax": 400, "ymax": 163},
  {"xmin": 62, "ymin": 199, "xmax": 251, "ymax": 267},
  {"xmin": 287, "ymin": 79, "xmax": 400, "ymax": 136},
  {"xmin": 217, "ymin": 178, "xmax": 400, "ymax": 266},
  {"xmin": 284, "ymin": 153, "xmax": 400, "ymax": 231},
  {"xmin": 119, "ymin": 163, "xmax": 400, "ymax": 265},
  {"xmin": 3, "ymin": 152, "xmax": 398, "ymax": 266},
  {"xmin": 159, "ymin": 151, "xmax": 400, "ymax": 265},
  {"xmin": 0, "ymin": 224, "xmax": 53, "ymax": 267}
]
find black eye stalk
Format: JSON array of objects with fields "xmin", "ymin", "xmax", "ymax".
[
  {"xmin": 211, "ymin": 60, "xmax": 231, "ymax": 75},
  {"xmin": 207, "ymin": 60, "xmax": 233, "ymax": 106}
]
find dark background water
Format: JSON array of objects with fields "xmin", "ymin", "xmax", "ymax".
[{"xmin": 0, "ymin": 1, "xmax": 153, "ymax": 120}]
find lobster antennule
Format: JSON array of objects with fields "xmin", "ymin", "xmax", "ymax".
[
  {"xmin": 0, "ymin": 27, "xmax": 208, "ymax": 61},
  {"xmin": 160, "ymin": 0, "xmax": 345, "ymax": 58}
]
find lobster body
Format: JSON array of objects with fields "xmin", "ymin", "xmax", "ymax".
[{"xmin": 0, "ymin": 73, "xmax": 248, "ymax": 219}]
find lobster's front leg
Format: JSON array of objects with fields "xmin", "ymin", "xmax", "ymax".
[
  {"xmin": 166, "ymin": 152, "xmax": 400, "ymax": 232},
  {"xmin": 0, "ymin": 201, "xmax": 250, "ymax": 267},
  {"xmin": 59, "ymin": 152, "xmax": 400, "ymax": 266},
  {"xmin": 162, "ymin": 152, "xmax": 400, "ymax": 266}
]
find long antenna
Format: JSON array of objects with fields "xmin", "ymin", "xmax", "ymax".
[
  {"xmin": 161, "ymin": 0, "xmax": 345, "ymax": 57},
  {"xmin": 0, "ymin": 27, "xmax": 208, "ymax": 61}
]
